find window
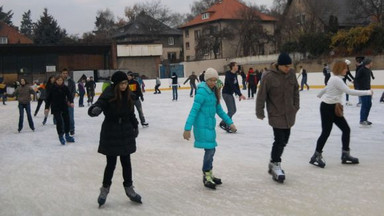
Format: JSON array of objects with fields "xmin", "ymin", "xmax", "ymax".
[
  {"xmin": 194, "ymin": 30, "xmax": 201, "ymax": 40},
  {"xmin": 168, "ymin": 37, "xmax": 175, "ymax": 45},
  {"xmin": 0, "ymin": 37, "xmax": 8, "ymax": 44},
  {"xmin": 186, "ymin": 56, "xmax": 191, "ymax": 61},
  {"xmin": 186, "ymin": 42, "xmax": 190, "ymax": 50},
  {"xmin": 185, "ymin": 30, "xmax": 189, "ymax": 38},
  {"xmin": 202, "ymin": 13, "xmax": 210, "ymax": 20},
  {"xmin": 168, "ymin": 52, "xmax": 177, "ymax": 62}
]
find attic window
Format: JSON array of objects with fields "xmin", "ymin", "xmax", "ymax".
[
  {"xmin": 0, "ymin": 37, "xmax": 8, "ymax": 44},
  {"xmin": 202, "ymin": 13, "xmax": 210, "ymax": 20}
]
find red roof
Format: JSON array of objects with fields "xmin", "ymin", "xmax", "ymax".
[
  {"xmin": 180, "ymin": 0, "xmax": 277, "ymax": 28},
  {"xmin": 0, "ymin": 21, "xmax": 33, "ymax": 44}
]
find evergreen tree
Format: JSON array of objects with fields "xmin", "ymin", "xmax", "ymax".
[
  {"xmin": 0, "ymin": 6, "xmax": 14, "ymax": 26},
  {"xmin": 20, "ymin": 10, "xmax": 34, "ymax": 39},
  {"xmin": 34, "ymin": 8, "xmax": 66, "ymax": 44}
]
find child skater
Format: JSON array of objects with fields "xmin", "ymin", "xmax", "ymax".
[
  {"xmin": 45, "ymin": 75, "xmax": 75, "ymax": 145},
  {"xmin": 88, "ymin": 71, "xmax": 142, "ymax": 207},
  {"xmin": 310, "ymin": 61, "xmax": 373, "ymax": 168},
  {"xmin": 183, "ymin": 68, "xmax": 237, "ymax": 190}
]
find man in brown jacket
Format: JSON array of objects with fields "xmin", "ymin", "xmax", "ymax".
[{"xmin": 256, "ymin": 53, "xmax": 300, "ymax": 183}]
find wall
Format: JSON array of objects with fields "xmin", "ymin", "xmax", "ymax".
[{"xmin": 117, "ymin": 56, "xmax": 161, "ymax": 78}]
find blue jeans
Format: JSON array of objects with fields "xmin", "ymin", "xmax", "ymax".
[
  {"xmin": 68, "ymin": 106, "xmax": 75, "ymax": 132},
  {"xmin": 172, "ymin": 86, "xmax": 178, "ymax": 100},
  {"xmin": 202, "ymin": 148, "xmax": 216, "ymax": 172},
  {"xmin": 190, "ymin": 83, "xmax": 197, "ymax": 96},
  {"xmin": 18, "ymin": 103, "xmax": 35, "ymax": 131},
  {"xmin": 360, "ymin": 95, "xmax": 372, "ymax": 122}
]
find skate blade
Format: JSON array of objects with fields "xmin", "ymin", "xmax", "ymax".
[
  {"xmin": 341, "ymin": 161, "xmax": 359, "ymax": 164},
  {"xmin": 309, "ymin": 161, "xmax": 325, "ymax": 168}
]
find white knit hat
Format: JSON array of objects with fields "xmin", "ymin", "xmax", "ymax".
[
  {"xmin": 204, "ymin": 68, "xmax": 219, "ymax": 81},
  {"xmin": 345, "ymin": 59, "xmax": 351, "ymax": 65}
]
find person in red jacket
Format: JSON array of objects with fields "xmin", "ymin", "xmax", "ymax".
[{"xmin": 246, "ymin": 67, "xmax": 258, "ymax": 99}]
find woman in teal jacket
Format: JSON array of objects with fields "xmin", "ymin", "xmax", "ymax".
[{"xmin": 183, "ymin": 68, "xmax": 237, "ymax": 190}]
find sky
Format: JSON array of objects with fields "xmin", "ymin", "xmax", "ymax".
[{"xmin": 2, "ymin": 0, "xmax": 274, "ymax": 36}]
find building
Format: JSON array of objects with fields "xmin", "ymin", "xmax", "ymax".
[
  {"xmin": 113, "ymin": 12, "xmax": 183, "ymax": 78},
  {"xmin": 0, "ymin": 21, "xmax": 33, "ymax": 44},
  {"xmin": 179, "ymin": 0, "xmax": 277, "ymax": 61}
]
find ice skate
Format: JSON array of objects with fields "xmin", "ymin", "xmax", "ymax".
[
  {"xmin": 309, "ymin": 151, "xmax": 326, "ymax": 168},
  {"xmin": 203, "ymin": 171, "xmax": 216, "ymax": 189},
  {"xmin": 141, "ymin": 122, "xmax": 149, "ymax": 127},
  {"xmin": 205, "ymin": 170, "xmax": 222, "ymax": 185},
  {"xmin": 58, "ymin": 135, "xmax": 65, "ymax": 145},
  {"xmin": 359, "ymin": 121, "xmax": 372, "ymax": 128},
  {"xmin": 268, "ymin": 162, "xmax": 285, "ymax": 183},
  {"xmin": 345, "ymin": 101, "xmax": 353, "ymax": 106},
  {"xmin": 97, "ymin": 186, "xmax": 110, "ymax": 207},
  {"xmin": 341, "ymin": 150, "xmax": 359, "ymax": 164},
  {"xmin": 124, "ymin": 186, "xmax": 142, "ymax": 203},
  {"xmin": 42, "ymin": 117, "xmax": 47, "ymax": 125},
  {"xmin": 65, "ymin": 133, "xmax": 75, "ymax": 143}
]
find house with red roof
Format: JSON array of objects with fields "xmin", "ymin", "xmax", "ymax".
[
  {"xmin": 179, "ymin": 0, "xmax": 277, "ymax": 61},
  {"xmin": 0, "ymin": 21, "xmax": 33, "ymax": 44}
]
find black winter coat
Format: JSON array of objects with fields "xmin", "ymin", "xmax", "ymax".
[
  {"xmin": 45, "ymin": 84, "xmax": 73, "ymax": 113},
  {"xmin": 88, "ymin": 86, "xmax": 139, "ymax": 156}
]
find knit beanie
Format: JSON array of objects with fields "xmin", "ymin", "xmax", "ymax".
[
  {"xmin": 362, "ymin": 58, "xmax": 372, "ymax": 65},
  {"xmin": 277, "ymin": 53, "xmax": 292, "ymax": 65},
  {"xmin": 111, "ymin": 71, "xmax": 128, "ymax": 85},
  {"xmin": 204, "ymin": 68, "xmax": 219, "ymax": 81}
]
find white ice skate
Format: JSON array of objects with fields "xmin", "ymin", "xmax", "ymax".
[{"xmin": 268, "ymin": 162, "xmax": 285, "ymax": 183}]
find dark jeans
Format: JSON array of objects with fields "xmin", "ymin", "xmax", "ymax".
[
  {"xmin": 202, "ymin": 148, "xmax": 216, "ymax": 172},
  {"xmin": 271, "ymin": 128, "xmax": 291, "ymax": 163},
  {"xmin": 324, "ymin": 74, "xmax": 330, "ymax": 85},
  {"xmin": 134, "ymin": 99, "xmax": 146, "ymax": 124},
  {"xmin": 154, "ymin": 84, "xmax": 161, "ymax": 93},
  {"xmin": 248, "ymin": 84, "xmax": 256, "ymax": 98},
  {"xmin": 53, "ymin": 111, "xmax": 70, "ymax": 135},
  {"xmin": 102, "ymin": 155, "xmax": 132, "ymax": 188},
  {"xmin": 380, "ymin": 91, "xmax": 384, "ymax": 102},
  {"xmin": 300, "ymin": 77, "xmax": 309, "ymax": 90},
  {"xmin": 360, "ymin": 95, "xmax": 372, "ymax": 122},
  {"xmin": 190, "ymin": 83, "xmax": 197, "ymax": 96},
  {"xmin": 172, "ymin": 85, "xmax": 178, "ymax": 100},
  {"xmin": 18, "ymin": 103, "xmax": 35, "ymax": 131},
  {"xmin": 34, "ymin": 98, "xmax": 45, "ymax": 115},
  {"xmin": 79, "ymin": 93, "xmax": 85, "ymax": 106},
  {"xmin": 68, "ymin": 107, "xmax": 75, "ymax": 132},
  {"xmin": 316, "ymin": 102, "xmax": 350, "ymax": 153},
  {"xmin": 242, "ymin": 79, "xmax": 246, "ymax": 90},
  {"xmin": 220, "ymin": 93, "xmax": 236, "ymax": 127},
  {"xmin": 87, "ymin": 90, "xmax": 95, "ymax": 104},
  {"xmin": 0, "ymin": 93, "xmax": 6, "ymax": 104}
]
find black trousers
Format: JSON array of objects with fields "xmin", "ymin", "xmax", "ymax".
[
  {"xmin": 316, "ymin": 102, "xmax": 350, "ymax": 153},
  {"xmin": 271, "ymin": 128, "xmax": 291, "ymax": 163},
  {"xmin": 102, "ymin": 155, "xmax": 132, "ymax": 188},
  {"xmin": 34, "ymin": 99, "xmax": 45, "ymax": 115},
  {"xmin": 53, "ymin": 111, "xmax": 70, "ymax": 135}
]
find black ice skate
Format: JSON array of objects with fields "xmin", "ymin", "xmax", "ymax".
[
  {"xmin": 341, "ymin": 150, "xmax": 359, "ymax": 164},
  {"xmin": 309, "ymin": 151, "xmax": 326, "ymax": 168},
  {"xmin": 141, "ymin": 122, "xmax": 149, "ymax": 127},
  {"xmin": 219, "ymin": 122, "xmax": 232, "ymax": 133},
  {"xmin": 124, "ymin": 186, "xmax": 142, "ymax": 203},
  {"xmin": 203, "ymin": 171, "xmax": 216, "ymax": 189},
  {"xmin": 98, "ymin": 186, "xmax": 110, "ymax": 208},
  {"xmin": 268, "ymin": 162, "xmax": 285, "ymax": 183}
]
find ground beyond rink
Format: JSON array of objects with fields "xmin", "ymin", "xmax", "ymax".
[{"xmin": 0, "ymin": 88, "xmax": 383, "ymax": 216}]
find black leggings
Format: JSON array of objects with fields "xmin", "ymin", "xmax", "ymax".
[
  {"xmin": 271, "ymin": 128, "xmax": 291, "ymax": 162},
  {"xmin": 316, "ymin": 102, "xmax": 350, "ymax": 153},
  {"xmin": 53, "ymin": 111, "xmax": 70, "ymax": 135},
  {"xmin": 102, "ymin": 155, "xmax": 132, "ymax": 188}
]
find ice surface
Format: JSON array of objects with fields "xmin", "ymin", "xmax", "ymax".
[{"xmin": 0, "ymin": 89, "xmax": 383, "ymax": 216}]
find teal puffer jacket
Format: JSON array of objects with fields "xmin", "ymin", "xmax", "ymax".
[{"xmin": 184, "ymin": 82, "xmax": 233, "ymax": 149}]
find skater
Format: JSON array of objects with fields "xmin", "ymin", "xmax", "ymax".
[
  {"xmin": 61, "ymin": 69, "xmax": 76, "ymax": 135},
  {"xmin": 310, "ymin": 61, "xmax": 373, "ymax": 168},
  {"xmin": 12, "ymin": 78, "xmax": 36, "ymax": 132},
  {"xmin": 199, "ymin": 71, "xmax": 205, "ymax": 82},
  {"xmin": 34, "ymin": 81, "xmax": 48, "ymax": 116},
  {"xmin": 380, "ymin": 91, "xmax": 384, "ymax": 103},
  {"xmin": 171, "ymin": 72, "xmax": 179, "ymax": 101},
  {"xmin": 183, "ymin": 68, "xmax": 237, "ymax": 190},
  {"xmin": 127, "ymin": 72, "xmax": 148, "ymax": 127},
  {"xmin": 256, "ymin": 53, "xmax": 299, "ymax": 183},
  {"xmin": 88, "ymin": 71, "xmax": 142, "ymax": 207},
  {"xmin": 297, "ymin": 66, "xmax": 309, "ymax": 91},
  {"xmin": 355, "ymin": 58, "xmax": 374, "ymax": 127},
  {"xmin": 343, "ymin": 59, "xmax": 355, "ymax": 106},
  {"xmin": 0, "ymin": 81, "xmax": 7, "ymax": 105},
  {"xmin": 154, "ymin": 77, "xmax": 161, "ymax": 94},
  {"xmin": 43, "ymin": 76, "xmax": 56, "ymax": 125},
  {"xmin": 240, "ymin": 67, "xmax": 247, "ymax": 90},
  {"xmin": 183, "ymin": 71, "xmax": 199, "ymax": 97},
  {"xmin": 77, "ymin": 79, "xmax": 86, "ymax": 107},
  {"xmin": 246, "ymin": 67, "xmax": 258, "ymax": 99},
  {"xmin": 323, "ymin": 64, "xmax": 331, "ymax": 85},
  {"xmin": 45, "ymin": 75, "xmax": 75, "ymax": 145},
  {"xmin": 219, "ymin": 62, "xmax": 246, "ymax": 133},
  {"xmin": 354, "ymin": 56, "xmax": 365, "ymax": 106},
  {"xmin": 85, "ymin": 76, "xmax": 96, "ymax": 106}
]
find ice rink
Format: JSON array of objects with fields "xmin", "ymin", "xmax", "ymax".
[{"xmin": 0, "ymin": 88, "xmax": 383, "ymax": 216}]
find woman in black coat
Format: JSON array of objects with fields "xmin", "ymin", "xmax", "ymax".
[{"xmin": 88, "ymin": 71, "xmax": 142, "ymax": 207}]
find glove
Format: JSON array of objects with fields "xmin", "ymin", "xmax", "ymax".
[
  {"xmin": 140, "ymin": 97, "xmax": 144, "ymax": 102},
  {"xmin": 91, "ymin": 106, "xmax": 102, "ymax": 116},
  {"xmin": 229, "ymin": 124, "xmax": 237, "ymax": 133},
  {"xmin": 183, "ymin": 130, "xmax": 191, "ymax": 140},
  {"xmin": 133, "ymin": 128, "xmax": 139, "ymax": 138}
]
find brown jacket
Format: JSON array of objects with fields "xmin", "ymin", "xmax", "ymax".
[
  {"xmin": 14, "ymin": 85, "xmax": 35, "ymax": 104},
  {"xmin": 256, "ymin": 66, "xmax": 300, "ymax": 129}
]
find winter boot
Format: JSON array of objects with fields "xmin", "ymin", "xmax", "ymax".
[
  {"xmin": 341, "ymin": 150, "xmax": 359, "ymax": 164},
  {"xmin": 97, "ymin": 186, "xmax": 110, "ymax": 207},
  {"xmin": 142, "ymin": 122, "xmax": 149, "ymax": 127},
  {"xmin": 59, "ymin": 135, "xmax": 65, "ymax": 145},
  {"xmin": 65, "ymin": 133, "xmax": 75, "ymax": 143},
  {"xmin": 207, "ymin": 170, "xmax": 222, "ymax": 185},
  {"xmin": 268, "ymin": 162, "xmax": 285, "ymax": 183},
  {"xmin": 309, "ymin": 151, "xmax": 326, "ymax": 168},
  {"xmin": 203, "ymin": 171, "xmax": 216, "ymax": 189},
  {"xmin": 124, "ymin": 186, "xmax": 142, "ymax": 203}
]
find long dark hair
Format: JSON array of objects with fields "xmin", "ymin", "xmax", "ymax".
[
  {"xmin": 210, "ymin": 85, "xmax": 220, "ymax": 105},
  {"xmin": 109, "ymin": 83, "xmax": 133, "ymax": 110}
]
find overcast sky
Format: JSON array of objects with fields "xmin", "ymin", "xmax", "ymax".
[{"xmin": 2, "ymin": 0, "xmax": 274, "ymax": 35}]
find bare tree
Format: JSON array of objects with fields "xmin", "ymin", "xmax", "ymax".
[
  {"xmin": 195, "ymin": 25, "xmax": 234, "ymax": 59},
  {"xmin": 351, "ymin": 0, "xmax": 384, "ymax": 27}
]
